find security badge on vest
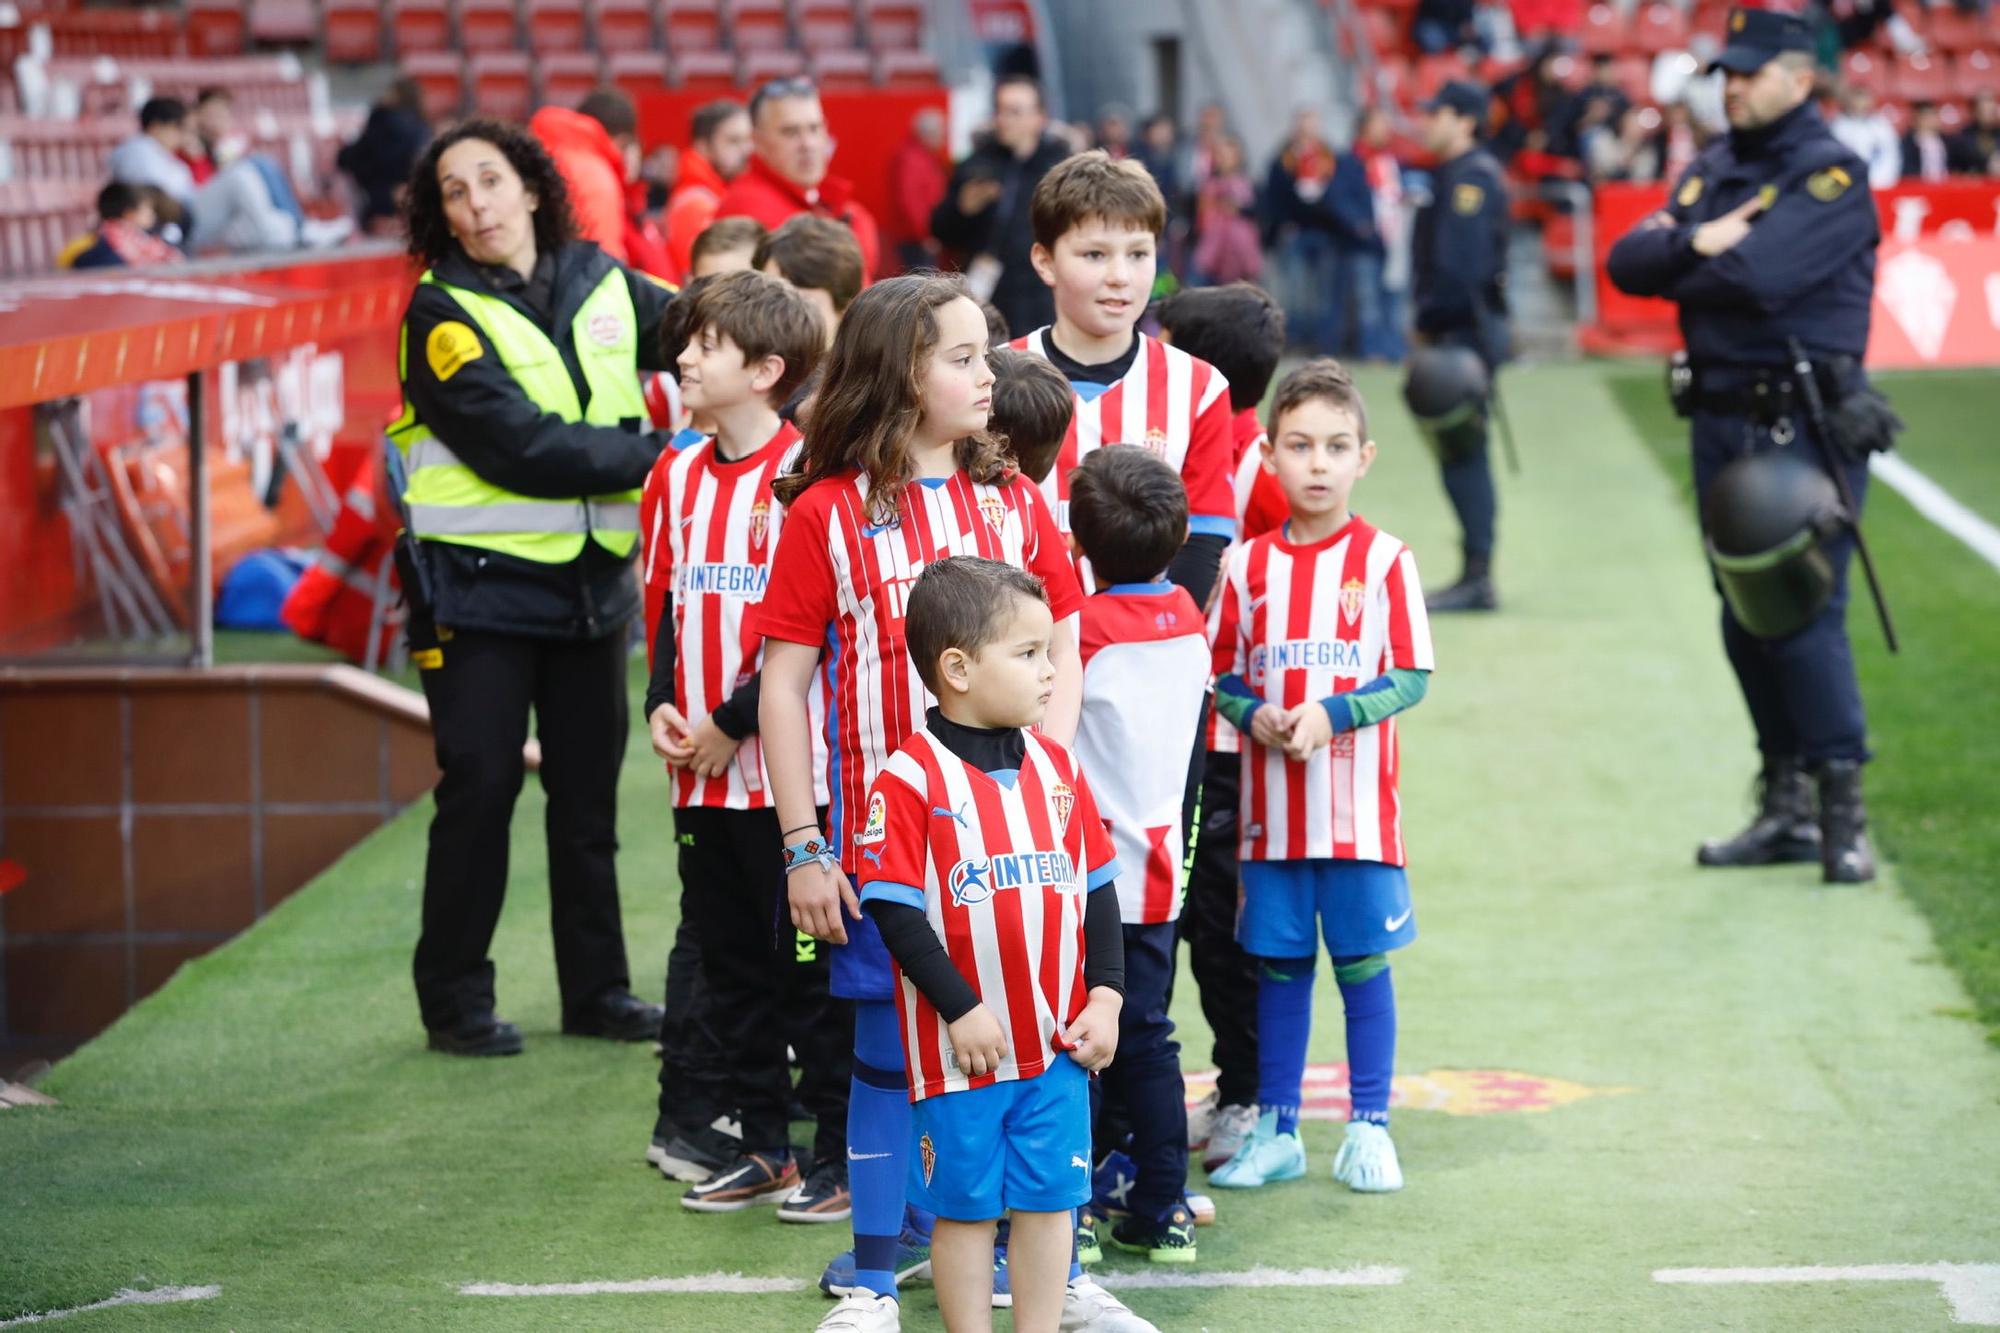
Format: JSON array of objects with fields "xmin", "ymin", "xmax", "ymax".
[{"xmin": 390, "ymin": 268, "xmax": 644, "ymax": 565}]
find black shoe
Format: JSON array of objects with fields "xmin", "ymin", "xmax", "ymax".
[
  {"xmin": 777, "ymin": 1156, "xmax": 852, "ymax": 1224},
  {"xmin": 426, "ymin": 1013, "xmax": 523, "ymax": 1057},
  {"xmin": 1817, "ymin": 759, "xmax": 1877, "ymax": 884},
  {"xmin": 680, "ymin": 1150, "xmax": 800, "ymax": 1212},
  {"xmin": 650, "ymin": 1114, "xmax": 744, "ymax": 1182},
  {"xmin": 1425, "ymin": 576, "xmax": 1498, "ymax": 612},
  {"xmin": 1107, "ymin": 1200, "xmax": 1197, "ymax": 1265},
  {"xmin": 562, "ymin": 988, "xmax": 665, "ymax": 1041},
  {"xmin": 1697, "ymin": 758, "xmax": 1821, "ymax": 868}
]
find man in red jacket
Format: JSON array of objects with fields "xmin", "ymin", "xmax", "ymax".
[
  {"xmin": 663, "ymin": 99, "xmax": 753, "ymax": 281},
  {"xmin": 713, "ymin": 79, "xmax": 880, "ymax": 279},
  {"xmin": 883, "ymin": 107, "xmax": 947, "ymax": 274},
  {"xmin": 530, "ymin": 91, "xmax": 674, "ymax": 277}
]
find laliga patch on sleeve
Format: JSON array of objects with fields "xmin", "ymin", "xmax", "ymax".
[
  {"xmin": 1807, "ymin": 166, "xmax": 1853, "ymax": 202},
  {"xmin": 1452, "ymin": 182, "xmax": 1485, "ymax": 216},
  {"xmin": 856, "ymin": 791, "xmax": 888, "ymax": 845},
  {"xmin": 1677, "ymin": 175, "xmax": 1703, "ymax": 207},
  {"xmin": 425, "ymin": 320, "xmax": 483, "ymax": 382}
]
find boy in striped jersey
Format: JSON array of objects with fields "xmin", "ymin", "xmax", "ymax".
[
  {"xmin": 858, "ymin": 557, "xmax": 1130, "ymax": 1333},
  {"xmin": 1206, "ymin": 361, "xmax": 1435, "ymax": 1195},
  {"xmin": 638, "ymin": 270, "xmax": 855, "ymax": 1218}
]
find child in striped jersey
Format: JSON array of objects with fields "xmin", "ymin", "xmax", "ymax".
[
  {"xmin": 1206, "ymin": 360, "xmax": 1435, "ymax": 1196},
  {"xmin": 637, "ymin": 270, "xmax": 855, "ymax": 1217}
]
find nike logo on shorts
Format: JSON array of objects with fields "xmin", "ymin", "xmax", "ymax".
[
  {"xmin": 848, "ymin": 1149, "xmax": 892, "ymax": 1162},
  {"xmin": 1384, "ymin": 908, "xmax": 1412, "ymax": 932}
]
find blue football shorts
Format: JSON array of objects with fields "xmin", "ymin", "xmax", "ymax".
[
  {"xmin": 1237, "ymin": 858, "xmax": 1416, "ymax": 959},
  {"xmin": 909, "ymin": 1052, "xmax": 1091, "ymax": 1221}
]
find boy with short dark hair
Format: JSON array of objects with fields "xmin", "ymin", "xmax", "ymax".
[
  {"xmin": 755, "ymin": 213, "xmax": 867, "ymax": 342},
  {"xmin": 858, "ymin": 555, "xmax": 1127, "ymax": 1331},
  {"xmin": 690, "ymin": 215, "xmax": 766, "ymax": 277},
  {"xmin": 986, "ymin": 347, "xmax": 1074, "ymax": 486},
  {"xmin": 1207, "ymin": 359, "xmax": 1434, "ymax": 1196},
  {"xmin": 639, "ymin": 269, "xmax": 856, "ymax": 1221},
  {"xmin": 1066, "ymin": 445, "xmax": 1210, "ymax": 1265},
  {"xmin": 1152, "ymin": 281, "xmax": 1288, "ymax": 1172}
]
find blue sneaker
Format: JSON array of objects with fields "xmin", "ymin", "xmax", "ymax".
[
  {"xmin": 1332, "ymin": 1120, "xmax": 1404, "ymax": 1193},
  {"xmin": 1206, "ymin": 1109, "xmax": 1306, "ymax": 1189},
  {"xmin": 990, "ymin": 1236, "xmax": 1012, "ymax": 1309},
  {"xmin": 1090, "ymin": 1149, "xmax": 1137, "ymax": 1218},
  {"xmin": 817, "ymin": 1210, "xmax": 933, "ymax": 1297}
]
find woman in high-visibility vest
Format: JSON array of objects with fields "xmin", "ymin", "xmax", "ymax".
[{"xmin": 394, "ymin": 119, "xmax": 675, "ymax": 1056}]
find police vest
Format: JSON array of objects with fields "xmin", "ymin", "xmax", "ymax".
[{"xmin": 389, "ymin": 267, "xmax": 645, "ymax": 563}]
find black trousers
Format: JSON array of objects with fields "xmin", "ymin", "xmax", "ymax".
[
  {"xmin": 1094, "ymin": 921, "xmax": 1189, "ymax": 1220},
  {"xmin": 414, "ymin": 627, "xmax": 632, "ymax": 1032},
  {"xmin": 1178, "ymin": 749, "xmax": 1261, "ymax": 1110},
  {"xmin": 660, "ymin": 805, "xmax": 852, "ymax": 1159}
]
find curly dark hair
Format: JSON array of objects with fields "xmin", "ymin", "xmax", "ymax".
[{"xmin": 401, "ymin": 119, "xmax": 578, "ymax": 267}]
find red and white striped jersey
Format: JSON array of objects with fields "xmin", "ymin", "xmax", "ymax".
[
  {"xmin": 1010, "ymin": 329, "xmax": 1236, "ymax": 543},
  {"xmin": 1212, "ymin": 516, "xmax": 1434, "ymax": 865},
  {"xmin": 857, "ymin": 727, "xmax": 1118, "ymax": 1102},
  {"xmin": 640, "ymin": 423, "xmax": 827, "ymax": 809},
  {"xmin": 1074, "ymin": 583, "xmax": 1209, "ymax": 924},
  {"xmin": 1209, "ymin": 407, "xmax": 1289, "ymax": 754},
  {"xmin": 748, "ymin": 469, "xmax": 1084, "ymax": 872}
]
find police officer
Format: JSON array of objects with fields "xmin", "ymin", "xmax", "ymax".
[
  {"xmin": 394, "ymin": 120, "xmax": 676, "ymax": 1053},
  {"xmin": 1607, "ymin": 9, "xmax": 1885, "ymax": 884},
  {"xmin": 1410, "ymin": 80, "xmax": 1511, "ymax": 612}
]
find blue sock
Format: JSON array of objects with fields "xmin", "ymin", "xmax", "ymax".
[
  {"xmin": 850, "ymin": 1000, "xmax": 910, "ymax": 1299},
  {"xmin": 1256, "ymin": 957, "xmax": 1315, "ymax": 1137},
  {"xmin": 1337, "ymin": 964, "xmax": 1396, "ymax": 1126}
]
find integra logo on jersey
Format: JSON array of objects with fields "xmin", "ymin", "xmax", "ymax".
[
  {"xmin": 1248, "ymin": 638, "xmax": 1364, "ymax": 685},
  {"xmin": 947, "ymin": 851, "xmax": 1078, "ymax": 907},
  {"xmin": 677, "ymin": 562, "xmax": 769, "ymax": 597}
]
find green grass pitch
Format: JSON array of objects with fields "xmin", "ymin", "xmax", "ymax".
[{"xmin": 2, "ymin": 362, "xmax": 1997, "ymax": 1330}]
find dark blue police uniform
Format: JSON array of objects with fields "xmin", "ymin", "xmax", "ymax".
[
  {"xmin": 1411, "ymin": 81, "xmax": 1511, "ymax": 604},
  {"xmin": 1607, "ymin": 7, "xmax": 1883, "ymax": 882}
]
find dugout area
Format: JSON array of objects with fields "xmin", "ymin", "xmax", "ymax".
[{"xmin": 1, "ymin": 362, "xmax": 1997, "ymax": 1331}]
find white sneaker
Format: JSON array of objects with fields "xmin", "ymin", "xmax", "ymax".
[
  {"xmin": 1186, "ymin": 1087, "xmax": 1218, "ymax": 1150},
  {"xmin": 298, "ymin": 216, "xmax": 356, "ymax": 249},
  {"xmin": 1332, "ymin": 1120, "xmax": 1404, "ymax": 1193},
  {"xmin": 1200, "ymin": 1102, "xmax": 1262, "ymax": 1173},
  {"xmin": 1061, "ymin": 1277, "xmax": 1158, "ymax": 1332},
  {"xmin": 816, "ymin": 1291, "xmax": 900, "ymax": 1331}
]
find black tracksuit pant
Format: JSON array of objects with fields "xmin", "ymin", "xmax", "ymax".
[
  {"xmin": 1178, "ymin": 749, "xmax": 1261, "ymax": 1110},
  {"xmin": 415, "ymin": 627, "xmax": 632, "ymax": 1032}
]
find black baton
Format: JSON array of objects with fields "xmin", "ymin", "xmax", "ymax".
[{"xmin": 1787, "ymin": 338, "xmax": 1898, "ymax": 655}]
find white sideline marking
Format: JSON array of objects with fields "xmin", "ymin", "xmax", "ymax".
[
  {"xmin": 0, "ymin": 1286, "xmax": 221, "ymax": 1328},
  {"xmin": 1655, "ymin": 1263, "xmax": 2000, "ymax": 1325},
  {"xmin": 460, "ymin": 1266, "xmax": 1405, "ymax": 1298},
  {"xmin": 1872, "ymin": 452, "xmax": 2000, "ymax": 575}
]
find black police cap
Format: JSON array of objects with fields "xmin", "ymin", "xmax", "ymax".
[
  {"xmin": 1709, "ymin": 7, "xmax": 1816, "ymax": 75},
  {"xmin": 1421, "ymin": 80, "xmax": 1491, "ymax": 127}
]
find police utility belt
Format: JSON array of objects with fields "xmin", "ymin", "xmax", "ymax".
[{"xmin": 1669, "ymin": 352, "xmax": 1902, "ymax": 459}]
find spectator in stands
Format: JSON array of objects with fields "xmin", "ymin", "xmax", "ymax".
[
  {"xmin": 1834, "ymin": 0, "xmax": 1925, "ymax": 56},
  {"xmin": 1351, "ymin": 106, "xmax": 1410, "ymax": 362},
  {"xmin": 1559, "ymin": 55, "xmax": 1633, "ymax": 159},
  {"xmin": 714, "ymin": 79, "xmax": 881, "ymax": 279},
  {"xmin": 1416, "ymin": 0, "xmax": 1478, "ymax": 53},
  {"xmin": 110, "ymin": 96, "xmax": 350, "ymax": 254},
  {"xmin": 1901, "ymin": 101, "xmax": 1967, "ymax": 181},
  {"xmin": 663, "ymin": 99, "xmax": 752, "ymax": 281},
  {"xmin": 1190, "ymin": 100, "xmax": 1229, "ymax": 188},
  {"xmin": 1095, "ymin": 104, "xmax": 1135, "ymax": 160},
  {"xmin": 530, "ymin": 89, "xmax": 672, "ymax": 277},
  {"xmin": 1511, "ymin": 0, "xmax": 1579, "ymax": 49},
  {"xmin": 338, "ymin": 78, "xmax": 432, "ymax": 236},
  {"xmin": 1263, "ymin": 107, "xmax": 1348, "ymax": 352},
  {"xmin": 1192, "ymin": 132, "xmax": 1262, "ymax": 285},
  {"xmin": 689, "ymin": 216, "xmax": 766, "ymax": 277},
  {"xmin": 1831, "ymin": 86, "xmax": 1902, "ymax": 187},
  {"xmin": 884, "ymin": 107, "xmax": 948, "ymax": 273},
  {"xmin": 930, "ymin": 75, "xmax": 1072, "ymax": 336},
  {"xmin": 1492, "ymin": 45, "xmax": 1570, "ymax": 171},
  {"xmin": 1957, "ymin": 93, "xmax": 2000, "ymax": 176},
  {"xmin": 1659, "ymin": 100, "xmax": 1705, "ymax": 181},
  {"xmin": 1585, "ymin": 104, "xmax": 1666, "ymax": 184},
  {"xmin": 182, "ymin": 87, "xmax": 240, "ymax": 185},
  {"xmin": 69, "ymin": 183, "xmax": 183, "ymax": 270}
]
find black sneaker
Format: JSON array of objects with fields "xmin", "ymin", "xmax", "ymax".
[
  {"xmin": 680, "ymin": 1151, "xmax": 800, "ymax": 1212},
  {"xmin": 1108, "ymin": 1200, "xmax": 1197, "ymax": 1265},
  {"xmin": 426, "ymin": 1013, "xmax": 523, "ymax": 1057},
  {"xmin": 562, "ymin": 989, "xmax": 664, "ymax": 1041},
  {"xmin": 650, "ymin": 1115, "xmax": 742, "ymax": 1183},
  {"xmin": 777, "ymin": 1157, "xmax": 851, "ymax": 1224}
]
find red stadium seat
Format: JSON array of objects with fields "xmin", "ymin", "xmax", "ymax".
[
  {"xmin": 862, "ymin": 0, "xmax": 923, "ymax": 51},
  {"xmin": 402, "ymin": 52, "xmax": 467, "ymax": 120},
  {"xmin": 1956, "ymin": 48, "xmax": 2000, "ymax": 97},
  {"xmin": 607, "ymin": 49, "xmax": 671, "ymax": 98},
  {"xmin": 249, "ymin": 0, "xmax": 318, "ymax": 44},
  {"xmin": 185, "ymin": 0, "xmax": 248, "ymax": 56},
  {"xmin": 807, "ymin": 46, "xmax": 874, "ymax": 89},
  {"xmin": 874, "ymin": 48, "xmax": 938, "ymax": 87},
  {"xmin": 727, "ymin": 0, "xmax": 791, "ymax": 51},
  {"xmin": 1414, "ymin": 52, "xmax": 1469, "ymax": 102},
  {"xmin": 1580, "ymin": 4, "xmax": 1626, "ymax": 56},
  {"xmin": 796, "ymin": 0, "xmax": 860, "ymax": 52},
  {"xmin": 589, "ymin": 0, "xmax": 655, "ymax": 53},
  {"xmin": 391, "ymin": 0, "xmax": 452, "ymax": 56},
  {"xmin": 537, "ymin": 51, "xmax": 601, "ymax": 103},
  {"xmin": 526, "ymin": 0, "xmax": 588, "ymax": 52},
  {"xmin": 1841, "ymin": 48, "xmax": 1889, "ymax": 97},
  {"xmin": 470, "ymin": 51, "xmax": 534, "ymax": 118},
  {"xmin": 321, "ymin": 0, "xmax": 384, "ymax": 64},
  {"xmin": 672, "ymin": 48, "xmax": 738, "ymax": 91},
  {"xmin": 1891, "ymin": 53, "xmax": 1954, "ymax": 104},
  {"xmin": 1690, "ymin": 2, "xmax": 1728, "ymax": 47},
  {"xmin": 659, "ymin": 0, "xmax": 722, "ymax": 52},
  {"xmin": 1924, "ymin": 8, "xmax": 1991, "ymax": 54},
  {"xmin": 1633, "ymin": 4, "xmax": 1688, "ymax": 54},
  {"xmin": 456, "ymin": 0, "xmax": 521, "ymax": 54},
  {"xmin": 741, "ymin": 47, "xmax": 807, "ymax": 84}
]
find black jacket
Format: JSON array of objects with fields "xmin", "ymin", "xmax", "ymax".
[
  {"xmin": 398, "ymin": 239, "xmax": 675, "ymax": 641},
  {"xmin": 930, "ymin": 132, "xmax": 1071, "ymax": 337},
  {"xmin": 1411, "ymin": 147, "xmax": 1511, "ymax": 365},
  {"xmin": 337, "ymin": 105, "xmax": 431, "ymax": 226}
]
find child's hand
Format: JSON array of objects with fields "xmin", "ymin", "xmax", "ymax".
[
  {"xmin": 1060, "ymin": 989, "xmax": 1123, "ymax": 1072},
  {"xmin": 947, "ymin": 1004, "xmax": 1009, "ymax": 1078},
  {"xmin": 1282, "ymin": 701, "xmax": 1335, "ymax": 761},
  {"xmin": 1248, "ymin": 704, "xmax": 1292, "ymax": 750},
  {"xmin": 788, "ymin": 858, "xmax": 861, "ymax": 945},
  {"xmin": 648, "ymin": 703, "xmax": 696, "ymax": 766},
  {"xmin": 685, "ymin": 714, "xmax": 743, "ymax": 779}
]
